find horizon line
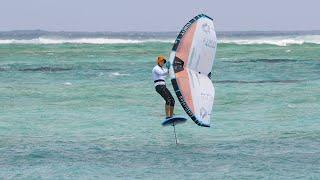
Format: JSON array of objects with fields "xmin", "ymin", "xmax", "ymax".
[{"xmin": 1, "ymin": 29, "xmax": 320, "ymax": 33}]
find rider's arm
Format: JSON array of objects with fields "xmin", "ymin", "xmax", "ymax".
[{"xmin": 154, "ymin": 66, "xmax": 168, "ymax": 76}]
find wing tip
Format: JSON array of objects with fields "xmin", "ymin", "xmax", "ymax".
[{"xmin": 192, "ymin": 116, "xmax": 211, "ymax": 127}]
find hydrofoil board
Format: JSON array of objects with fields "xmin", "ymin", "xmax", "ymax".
[{"xmin": 162, "ymin": 116, "xmax": 187, "ymax": 126}]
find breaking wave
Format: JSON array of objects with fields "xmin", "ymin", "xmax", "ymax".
[
  {"xmin": 0, "ymin": 35, "xmax": 320, "ymax": 46},
  {"xmin": 0, "ymin": 37, "xmax": 173, "ymax": 44},
  {"xmin": 219, "ymin": 35, "xmax": 320, "ymax": 46}
]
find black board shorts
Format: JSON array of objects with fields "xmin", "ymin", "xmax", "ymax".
[{"xmin": 155, "ymin": 85, "xmax": 175, "ymax": 106}]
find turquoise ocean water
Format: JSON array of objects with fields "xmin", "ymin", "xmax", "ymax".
[{"xmin": 0, "ymin": 31, "xmax": 319, "ymax": 179}]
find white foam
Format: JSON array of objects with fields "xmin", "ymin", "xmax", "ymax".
[
  {"xmin": 287, "ymin": 104, "xmax": 296, "ymax": 108},
  {"xmin": 1, "ymin": 35, "xmax": 320, "ymax": 46},
  {"xmin": 109, "ymin": 72, "xmax": 129, "ymax": 77},
  {"xmin": 219, "ymin": 35, "xmax": 320, "ymax": 46},
  {"xmin": 220, "ymin": 39, "xmax": 305, "ymax": 46},
  {"xmin": 0, "ymin": 37, "xmax": 174, "ymax": 44},
  {"xmin": 63, "ymin": 82, "xmax": 72, "ymax": 86},
  {"xmin": 144, "ymin": 39, "xmax": 174, "ymax": 43}
]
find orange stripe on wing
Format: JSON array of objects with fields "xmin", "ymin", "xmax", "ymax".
[{"xmin": 175, "ymin": 22, "xmax": 197, "ymax": 113}]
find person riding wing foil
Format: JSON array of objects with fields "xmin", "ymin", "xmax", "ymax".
[{"xmin": 152, "ymin": 56, "xmax": 175, "ymax": 119}]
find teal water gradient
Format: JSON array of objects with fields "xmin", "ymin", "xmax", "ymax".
[{"xmin": 0, "ymin": 40, "xmax": 320, "ymax": 179}]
